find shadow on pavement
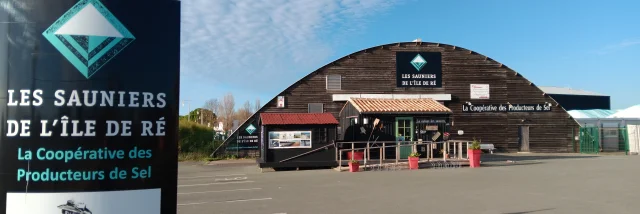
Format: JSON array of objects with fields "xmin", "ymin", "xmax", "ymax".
[
  {"xmin": 273, "ymin": 166, "xmax": 333, "ymax": 171},
  {"xmin": 480, "ymin": 161, "xmax": 543, "ymax": 168},
  {"xmin": 480, "ymin": 153, "xmax": 599, "ymax": 162},
  {"xmin": 503, "ymin": 208, "xmax": 555, "ymax": 214}
]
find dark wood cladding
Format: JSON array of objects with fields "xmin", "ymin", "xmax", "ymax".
[{"xmin": 230, "ymin": 42, "xmax": 579, "ymax": 153}]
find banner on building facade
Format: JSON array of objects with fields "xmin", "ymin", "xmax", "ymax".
[
  {"xmin": 0, "ymin": 0, "xmax": 180, "ymax": 213},
  {"xmin": 462, "ymin": 104, "xmax": 552, "ymax": 113},
  {"xmin": 396, "ymin": 52, "xmax": 442, "ymax": 88}
]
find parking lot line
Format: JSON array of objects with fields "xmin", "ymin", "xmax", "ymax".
[
  {"xmin": 214, "ymin": 176, "xmax": 248, "ymax": 182},
  {"xmin": 179, "ymin": 174, "xmax": 247, "ymax": 179},
  {"xmin": 178, "ymin": 188, "xmax": 262, "ymax": 195},
  {"xmin": 178, "ymin": 181, "xmax": 255, "ymax": 187},
  {"xmin": 177, "ymin": 198, "xmax": 273, "ymax": 206}
]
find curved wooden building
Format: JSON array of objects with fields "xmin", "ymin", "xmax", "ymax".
[{"xmin": 220, "ymin": 41, "xmax": 581, "ymax": 167}]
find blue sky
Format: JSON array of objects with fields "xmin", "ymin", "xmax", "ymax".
[{"xmin": 179, "ymin": 0, "xmax": 640, "ymax": 115}]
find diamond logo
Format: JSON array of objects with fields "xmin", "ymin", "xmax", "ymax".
[
  {"xmin": 410, "ymin": 54, "xmax": 427, "ymax": 71},
  {"xmin": 245, "ymin": 124, "xmax": 257, "ymax": 135},
  {"xmin": 43, "ymin": 0, "xmax": 135, "ymax": 79}
]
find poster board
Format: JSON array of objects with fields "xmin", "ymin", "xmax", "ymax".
[
  {"xmin": 268, "ymin": 131, "xmax": 312, "ymax": 149},
  {"xmin": 277, "ymin": 96, "xmax": 285, "ymax": 108},
  {"xmin": 470, "ymin": 84, "xmax": 490, "ymax": 99}
]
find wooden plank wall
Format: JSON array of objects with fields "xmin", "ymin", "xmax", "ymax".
[{"xmin": 233, "ymin": 42, "xmax": 579, "ymax": 153}]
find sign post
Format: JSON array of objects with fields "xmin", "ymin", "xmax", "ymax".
[{"xmin": 0, "ymin": 0, "xmax": 181, "ymax": 213}]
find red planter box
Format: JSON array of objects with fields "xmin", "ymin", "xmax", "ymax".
[
  {"xmin": 347, "ymin": 151, "xmax": 364, "ymax": 160},
  {"xmin": 468, "ymin": 149, "xmax": 482, "ymax": 168},
  {"xmin": 349, "ymin": 162, "xmax": 360, "ymax": 172},
  {"xmin": 408, "ymin": 157, "xmax": 419, "ymax": 170}
]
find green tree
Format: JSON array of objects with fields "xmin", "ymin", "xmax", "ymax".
[{"xmin": 185, "ymin": 108, "xmax": 217, "ymax": 126}]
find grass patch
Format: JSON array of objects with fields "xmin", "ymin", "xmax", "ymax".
[
  {"xmin": 178, "ymin": 152, "xmax": 245, "ymax": 162},
  {"xmin": 178, "ymin": 152, "xmax": 211, "ymax": 162}
]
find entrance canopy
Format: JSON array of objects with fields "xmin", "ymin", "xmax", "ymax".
[
  {"xmin": 347, "ymin": 98, "xmax": 452, "ymax": 114},
  {"xmin": 260, "ymin": 113, "xmax": 340, "ymax": 125}
]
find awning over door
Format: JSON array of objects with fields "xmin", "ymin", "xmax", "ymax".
[
  {"xmin": 260, "ymin": 113, "xmax": 339, "ymax": 125},
  {"xmin": 347, "ymin": 98, "xmax": 452, "ymax": 114}
]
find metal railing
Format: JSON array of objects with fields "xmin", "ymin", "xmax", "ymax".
[{"xmin": 336, "ymin": 140, "xmax": 473, "ymax": 171}]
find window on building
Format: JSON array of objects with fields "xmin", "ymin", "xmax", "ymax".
[
  {"xmin": 603, "ymin": 129, "xmax": 618, "ymax": 138},
  {"xmin": 350, "ymin": 117, "xmax": 358, "ymax": 125},
  {"xmin": 308, "ymin": 103, "xmax": 323, "ymax": 113},
  {"xmin": 313, "ymin": 128, "xmax": 328, "ymax": 143},
  {"xmin": 326, "ymin": 75, "xmax": 341, "ymax": 90}
]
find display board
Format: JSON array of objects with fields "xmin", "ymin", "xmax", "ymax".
[
  {"xmin": 277, "ymin": 96, "xmax": 285, "ymax": 108},
  {"xmin": 396, "ymin": 52, "xmax": 442, "ymax": 87},
  {"xmin": 0, "ymin": 0, "xmax": 180, "ymax": 213},
  {"xmin": 470, "ymin": 84, "xmax": 490, "ymax": 99},
  {"xmin": 268, "ymin": 131, "xmax": 312, "ymax": 149}
]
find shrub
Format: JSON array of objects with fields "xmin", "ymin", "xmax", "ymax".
[
  {"xmin": 178, "ymin": 119, "xmax": 222, "ymax": 154},
  {"xmin": 469, "ymin": 137, "xmax": 481, "ymax": 150}
]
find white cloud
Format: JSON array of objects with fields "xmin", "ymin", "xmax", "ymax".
[
  {"xmin": 592, "ymin": 39, "xmax": 640, "ymax": 55},
  {"xmin": 180, "ymin": 0, "xmax": 402, "ymax": 89}
]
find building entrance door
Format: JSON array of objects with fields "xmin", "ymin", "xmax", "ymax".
[
  {"xmin": 519, "ymin": 126, "xmax": 530, "ymax": 152},
  {"xmin": 396, "ymin": 117, "xmax": 414, "ymax": 159}
]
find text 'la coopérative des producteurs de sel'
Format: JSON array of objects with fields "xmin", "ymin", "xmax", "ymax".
[{"xmin": 6, "ymin": 89, "xmax": 166, "ymax": 183}]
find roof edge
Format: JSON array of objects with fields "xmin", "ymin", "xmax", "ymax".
[{"xmin": 221, "ymin": 40, "xmax": 580, "ymax": 150}]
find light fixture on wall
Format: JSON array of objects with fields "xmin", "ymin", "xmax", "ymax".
[{"xmin": 363, "ymin": 118, "xmax": 369, "ymax": 125}]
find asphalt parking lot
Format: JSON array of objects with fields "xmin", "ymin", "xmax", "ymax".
[{"xmin": 177, "ymin": 154, "xmax": 640, "ymax": 214}]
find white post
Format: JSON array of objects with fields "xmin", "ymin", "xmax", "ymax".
[
  {"xmin": 339, "ymin": 150, "xmax": 342, "ymax": 171},
  {"xmin": 383, "ymin": 143, "xmax": 386, "ymax": 160}
]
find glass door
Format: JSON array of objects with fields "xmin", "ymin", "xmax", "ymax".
[{"xmin": 395, "ymin": 117, "xmax": 414, "ymax": 159}]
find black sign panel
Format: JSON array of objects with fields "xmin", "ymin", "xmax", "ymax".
[
  {"xmin": 231, "ymin": 135, "xmax": 260, "ymax": 150},
  {"xmin": 396, "ymin": 52, "xmax": 442, "ymax": 87},
  {"xmin": 227, "ymin": 120, "xmax": 260, "ymax": 151},
  {"xmin": 0, "ymin": 0, "xmax": 180, "ymax": 213},
  {"xmin": 462, "ymin": 104, "xmax": 552, "ymax": 113}
]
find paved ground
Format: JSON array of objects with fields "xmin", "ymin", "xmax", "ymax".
[{"xmin": 177, "ymin": 154, "xmax": 640, "ymax": 214}]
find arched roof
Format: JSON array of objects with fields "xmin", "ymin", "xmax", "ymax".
[{"xmin": 216, "ymin": 41, "xmax": 575, "ymax": 153}]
